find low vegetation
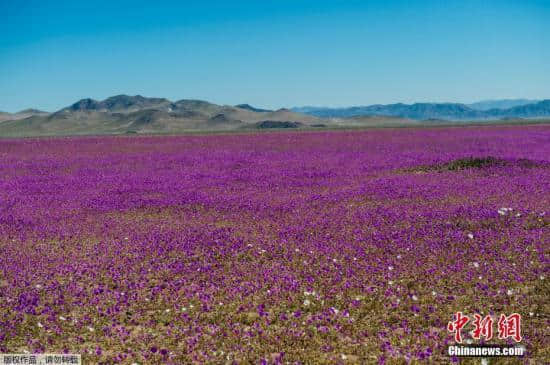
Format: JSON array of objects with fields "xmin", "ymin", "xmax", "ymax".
[{"xmin": 0, "ymin": 126, "xmax": 548, "ymax": 363}]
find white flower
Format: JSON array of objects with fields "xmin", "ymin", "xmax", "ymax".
[
  {"xmin": 467, "ymin": 233, "xmax": 474, "ymax": 239},
  {"xmin": 353, "ymin": 257, "xmax": 357, "ymax": 261},
  {"xmin": 478, "ymin": 276, "xmax": 482, "ymax": 280},
  {"xmin": 330, "ymin": 307, "xmax": 339, "ymax": 314},
  {"xmin": 37, "ymin": 322, "xmax": 43, "ymax": 328},
  {"xmin": 465, "ymin": 339, "xmax": 473, "ymax": 344},
  {"xmin": 59, "ymin": 316, "xmax": 66, "ymax": 321},
  {"xmin": 481, "ymin": 358, "xmax": 488, "ymax": 365},
  {"xmin": 333, "ymin": 258, "xmax": 337, "ymax": 263},
  {"xmin": 472, "ymin": 262, "xmax": 479, "ymax": 268},
  {"xmin": 303, "ymin": 299, "xmax": 311, "ymax": 307},
  {"xmin": 498, "ymin": 207, "xmax": 513, "ymax": 215},
  {"xmin": 529, "ymin": 312, "xmax": 534, "ymax": 317},
  {"xmin": 412, "ymin": 295, "xmax": 418, "ymax": 301},
  {"xmin": 181, "ymin": 307, "xmax": 187, "ymax": 312},
  {"xmin": 515, "ymin": 213, "xmax": 521, "ymax": 217},
  {"xmin": 247, "ymin": 244, "xmax": 253, "ymax": 247},
  {"xmin": 388, "ymin": 266, "xmax": 394, "ymax": 271},
  {"xmin": 341, "ymin": 354, "xmax": 348, "ymax": 360},
  {"xmin": 295, "ymin": 248, "xmax": 300, "ymax": 252},
  {"xmin": 87, "ymin": 326, "xmax": 94, "ymax": 332},
  {"xmin": 165, "ymin": 309, "xmax": 170, "ymax": 313},
  {"xmin": 396, "ymin": 255, "xmax": 402, "ymax": 259},
  {"xmin": 35, "ymin": 284, "xmax": 42, "ymax": 289},
  {"xmin": 540, "ymin": 275, "xmax": 545, "ymax": 280},
  {"xmin": 388, "ymin": 281, "xmax": 394, "ymax": 285},
  {"xmin": 507, "ymin": 289, "xmax": 513, "ymax": 296}
]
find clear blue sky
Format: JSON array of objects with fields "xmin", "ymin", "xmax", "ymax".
[{"xmin": 1, "ymin": 0, "xmax": 549, "ymax": 112}]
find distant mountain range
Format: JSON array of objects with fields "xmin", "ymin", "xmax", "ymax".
[
  {"xmin": 0, "ymin": 95, "xmax": 327, "ymax": 137},
  {"xmin": 0, "ymin": 96, "xmax": 548, "ymax": 137},
  {"xmin": 292, "ymin": 99, "xmax": 550, "ymax": 120},
  {"xmin": 0, "ymin": 108, "xmax": 49, "ymax": 122},
  {"xmin": 467, "ymin": 99, "xmax": 540, "ymax": 111}
]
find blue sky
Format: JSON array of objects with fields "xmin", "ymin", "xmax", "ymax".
[{"xmin": 1, "ymin": 0, "xmax": 549, "ymax": 112}]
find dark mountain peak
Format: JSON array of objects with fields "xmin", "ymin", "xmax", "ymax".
[
  {"xmin": 102, "ymin": 94, "xmax": 170, "ymax": 111},
  {"xmin": 236, "ymin": 104, "xmax": 272, "ymax": 112},
  {"xmin": 175, "ymin": 99, "xmax": 216, "ymax": 108},
  {"xmin": 60, "ymin": 95, "xmax": 173, "ymax": 113},
  {"xmin": 68, "ymin": 98, "xmax": 102, "ymax": 111},
  {"xmin": 103, "ymin": 94, "xmax": 141, "ymax": 104}
]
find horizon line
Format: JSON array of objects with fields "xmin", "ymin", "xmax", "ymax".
[{"xmin": 2, "ymin": 96, "xmax": 547, "ymax": 114}]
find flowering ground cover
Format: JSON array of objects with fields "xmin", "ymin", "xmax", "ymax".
[{"xmin": 0, "ymin": 125, "xmax": 548, "ymax": 364}]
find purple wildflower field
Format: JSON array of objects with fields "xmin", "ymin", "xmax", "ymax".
[{"xmin": 0, "ymin": 126, "xmax": 548, "ymax": 364}]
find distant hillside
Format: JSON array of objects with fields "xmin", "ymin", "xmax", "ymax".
[
  {"xmin": 292, "ymin": 100, "xmax": 550, "ymax": 120},
  {"xmin": 0, "ymin": 95, "xmax": 326, "ymax": 137},
  {"xmin": 235, "ymin": 104, "xmax": 272, "ymax": 113},
  {"xmin": 0, "ymin": 108, "xmax": 49, "ymax": 122},
  {"xmin": 496, "ymin": 100, "xmax": 550, "ymax": 118},
  {"xmin": 2, "ymin": 95, "xmax": 548, "ymax": 137},
  {"xmin": 467, "ymin": 99, "xmax": 539, "ymax": 111},
  {"xmin": 65, "ymin": 95, "xmax": 172, "ymax": 113}
]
